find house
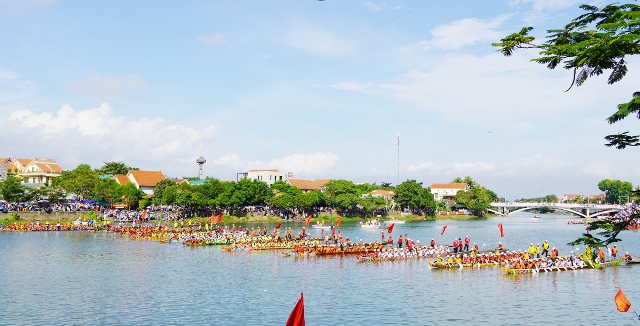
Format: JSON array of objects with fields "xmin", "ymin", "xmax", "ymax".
[
  {"xmin": 113, "ymin": 174, "xmax": 131, "ymax": 186},
  {"xmin": 18, "ymin": 158, "xmax": 63, "ymax": 185},
  {"xmin": 125, "ymin": 170, "xmax": 166, "ymax": 195},
  {"xmin": 243, "ymin": 169, "xmax": 289, "ymax": 186},
  {"xmin": 371, "ymin": 189, "xmax": 395, "ymax": 201},
  {"xmin": 430, "ymin": 183, "xmax": 469, "ymax": 202}
]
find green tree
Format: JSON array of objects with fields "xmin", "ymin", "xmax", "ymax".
[
  {"xmin": 114, "ymin": 182, "xmax": 145, "ymax": 208},
  {"xmin": 153, "ymin": 179, "xmax": 176, "ymax": 204},
  {"xmin": 598, "ymin": 179, "xmax": 634, "ymax": 204},
  {"xmin": 492, "ymin": 3, "xmax": 640, "ymax": 149},
  {"xmin": 394, "ymin": 180, "xmax": 436, "ymax": 215},
  {"xmin": 493, "ymin": 3, "xmax": 640, "ymax": 247},
  {"xmin": 323, "ymin": 180, "xmax": 360, "ymax": 211},
  {"xmin": 451, "ymin": 176, "xmax": 476, "ymax": 187},
  {"xmin": 95, "ymin": 161, "xmax": 138, "ymax": 175},
  {"xmin": 93, "ymin": 178, "xmax": 121, "ymax": 202},
  {"xmin": 52, "ymin": 164, "xmax": 100, "ymax": 200},
  {"xmin": 455, "ymin": 185, "xmax": 492, "ymax": 217},
  {"xmin": 0, "ymin": 173, "xmax": 26, "ymax": 202}
]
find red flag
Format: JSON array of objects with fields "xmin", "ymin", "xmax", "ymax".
[
  {"xmin": 218, "ymin": 214, "xmax": 223, "ymax": 222},
  {"xmin": 615, "ymin": 289, "xmax": 632, "ymax": 312},
  {"xmin": 441, "ymin": 225, "xmax": 447, "ymax": 235},
  {"xmin": 141, "ymin": 210, "xmax": 147, "ymax": 219},
  {"xmin": 336, "ymin": 216, "xmax": 342, "ymax": 227},
  {"xmin": 276, "ymin": 222, "xmax": 283, "ymax": 229},
  {"xmin": 498, "ymin": 223, "xmax": 504, "ymax": 238},
  {"xmin": 387, "ymin": 223, "xmax": 394, "ymax": 234},
  {"xmin": 286, "ymin": 293, "xmax": 305, "ymax": 326},
  {"xmin": 305, "ymin": 215, "xmax": 311, "ymax": 226}
]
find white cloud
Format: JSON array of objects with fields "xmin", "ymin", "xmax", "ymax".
[
  {"xmin": 363, "ymin": 1, "xmax": 382, "ymax": 12},
  {"xmin": 507, "ymin": 0, "xmax": 581, "ymax": 24},
  {"xmin": 71, "ymin": 73, "xmax": 145, "ymax": 98},
  {"xmin": 214, "ymin": 152, "xmax": 339, "ymax": 175},
  {"xmin": 331, "ymin": 51, "xmax": 634, "ymax": 124},
  {"xmin": 582, "ymin": 160, "xmax": 613, "ymax": 179},
  {"xmin": 507, "ymin": 0, "xmax": 579, "ymax": 12},
  {"xmin": 195, "ymin": 32, "xmax": 226, "ymax": 46},
  {"xmin": 213, "ymin": 154, "xmax": 244, "ymax": 170},
  {"xmin": 402, "ymin": 14, "xmax": 513, "ymax": 51},
  {"xmin": 5, "ymin": 103, "xmax": 218, "ymax": 161},
  {"xmin": 406, "ymin": 161, "xmax": 495, "ymax": 174}
]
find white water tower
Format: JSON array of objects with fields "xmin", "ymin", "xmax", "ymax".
[{"xmin": 196, "ymin": 156, "xmax": 206, "ymax": 180}]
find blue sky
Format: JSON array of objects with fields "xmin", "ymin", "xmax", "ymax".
[{"xmin": 1, "ymin": 0, "xmax": 638, "ymax": 199}]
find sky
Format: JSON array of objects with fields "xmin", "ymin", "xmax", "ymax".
[{"xmin": 1, "ymin": 0, "xmax": 638, "ymax": 199}]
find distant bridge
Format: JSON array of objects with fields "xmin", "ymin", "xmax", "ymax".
[{"xmin": 488, "ymin": 202, "xmax": 623, "ymax": 218}]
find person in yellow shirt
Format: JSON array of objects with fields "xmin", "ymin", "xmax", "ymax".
[
  {"xmin": 542, "ymin": 240, "xmax": 550, "ymax": 257},
  {"xmin": 536, "ymin": 244, "xmax": 542, "ymax": 258}
]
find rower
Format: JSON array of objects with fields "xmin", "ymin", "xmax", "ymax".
[
  {"xmin": 624, "ymin": 252, "xmax": 633, "ymax": 261},
  {"xmin": 430, "ymin": 239, "xmax": 436, "ymax": 247},
  {"xmin": 497, "ymin": 242, "xmax": 503, "ymax": 250}
]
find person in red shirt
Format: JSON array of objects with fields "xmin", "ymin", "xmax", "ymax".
[
  {"xmin": 387, "ymin": 236, "xmax": 393, "ymax": 246},
  {"xmin": 474, "ymin": 243, "xmax": 479, "ymax": 251},
  {"xmin": 398, "ymin": 235, "xmax": 403, "ymax": 249},
  {"xmin": 453, "ymin": 238, "xmax": 459, "ymax": 254},
  {"xmin": 381, "ymin": 231, "xmax": 385, "ymax": 241},
  {"xmin": 464, "ymin": 236, "xmax": 470, "ymax": 251},
  {"xmin": 430, "ymin": 239, "xmax": 436, "ymax": 247}
]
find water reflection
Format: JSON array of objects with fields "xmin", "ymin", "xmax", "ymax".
[{"xmin": 0, "ymin": 214, "xmax": 638, "ymax": 325}]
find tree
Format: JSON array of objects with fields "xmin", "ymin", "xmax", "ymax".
[
  {"xmin": 0, "ymin": 173, "xmax": 26, "ymax": 203},
  {"xmin": 52, "ymin": 164, "xmax": 100, "ymax": 200},
  {"xmin": 492, "ymin": 3, "xmax": 640, "ymax": 149},
  {"xmin": 455, "ymin": 185, "xmax": 492, "ymax": 217},
  {"xmin": 394, "ymin": 180, "xmax": 436, "ymax": 215},
  {"xmin": 114, "ymin": 182, "xmax": 145, "ymax": 208},
  {"xmin": 493, "ymin": 3, "xmax": 640, "ymax": 247},
  {"xmin": 323, "ymin": 180, "xmax": 360, "ymax": 211},
  {"xmin": 598, "ymin": 179, "xmax": 634, "ymax": 204},
  {"xmin": 95, "ymin": 161, "xmax": 138, "ymax": 175},
  {"xmin": 451, "ymin": 176, "xmax": 476, "ymax": 187},
  {"xmin": 153, "ymin": 179, "xmax": 176, "ymax": 203}
]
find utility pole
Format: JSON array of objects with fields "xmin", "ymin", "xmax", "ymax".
[{"xmin": 397, "ymin": 134, "xmax": 400, "ymax": 186}]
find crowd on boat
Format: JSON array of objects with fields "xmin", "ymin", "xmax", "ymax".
[{"xmin": 0, "ymin": 221, "xmax": 96, "ymax": 231}]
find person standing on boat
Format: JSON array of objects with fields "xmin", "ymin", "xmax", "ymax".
[
  {"xmin": 388, "ymin": 236, "xmax": 393, "ymax": 247},
  {"xmin": 464, "ymin": 236, "xmax": 470, "ymax": 251},
  {"xmin": 398, "ymin": 235, "xmax": 403, "ymax": 249},
  {"xmin": 458, "ymin": 238, "xmax": 463, "ymax": 253},
  {"xmin": 542, "ymin": 240, "xmax": 549, "ymax": 257},
  {"xmin": 453, "ymin": 238, "xmax": 459, "ymax": 254},
  {"xmin": 536, "ymin": 244, "xmax": 542, "ymax": 258},
  {"xmin": 612, "ymin": 245, "xmax": 618, "ymax": 260},
  {"xmin": 473, "ymin": 243, "xmax": 479, "ymax": 251},
  {"xmin": 430, "ymin": 239, "xmax": 436, "ymax": 248}
]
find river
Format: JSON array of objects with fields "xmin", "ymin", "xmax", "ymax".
[{"xmin": 0, "ymin": 213, "xmax": 638, "ymax": 325}]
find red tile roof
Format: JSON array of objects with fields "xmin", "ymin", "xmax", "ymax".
[
  {"xmin": 288, "ymin": 179, "xmax": 321, "ymax": 191},
  {"xmin": 115, "ymin": 175, "xmax": 130, "ymax": 185},
  {"xmin": 127, "ymin": 170, "xmax": 165, "ymax": 187},
  {"xmin": 430, "ymin": 183, "xmax": 468, "ymax": 190},
  {"xmin": 34, "ymin": 163, "xmax": 62, "ymax": 173},
  {"xmin": 371, "ymin": 190, "xmax": 395, "ymax": 197}
]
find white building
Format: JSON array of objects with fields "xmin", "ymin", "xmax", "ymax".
[
  {"xmin": 430, "ymin": 183, "xmax": 469, "ymax": 202},
  {"xmin": 244, "ymin": 169, "xmax": 289, "ymax": 186}
]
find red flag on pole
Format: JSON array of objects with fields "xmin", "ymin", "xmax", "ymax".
[
  {"xmin": 441, "ymin": 225, "xmax": 447, "ymax": 235},
  {"xmin": 498, "ymin": 223, "xmax": 504, "ymax": 238},
  {"xmin": 286, "ymin": 292, "xmax": 305, "ymax": 326},
  {"xmin": 276, "ymin": 222, "xmax": 283, "ymax": 229},
  {"xmin": 305, "ymin": 216, "xmax": 311, "ymax": 226},
  {"xmin": 336, "ymin": 216, "xmax": 342, "ymax": 227},
  {"xmin": 387, "ymin": 223, "xmax": 395, "ymax": 234},
  {"xmin": 218, "ymin": 214, "xmax": 223, "ymax": 222},
  {"xmin": 615, "ymin": 289, "xmax": 632, "ymax": 312}
]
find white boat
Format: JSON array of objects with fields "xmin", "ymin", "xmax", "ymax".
[
  {"xmin": 312, "ymin": 225, "xmax": 332, "ymax": 229},
  {"xmin": 360, "ymin": 224, "xmax": 380, "ymax": 229},
  {"xmin": 384, "ymin": 220, "xmax": 405, "ymax": 224}
]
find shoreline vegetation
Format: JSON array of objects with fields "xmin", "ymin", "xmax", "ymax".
[{"xmin": 0, "ymin": 212, "xmax": 496, "ymax": 226}]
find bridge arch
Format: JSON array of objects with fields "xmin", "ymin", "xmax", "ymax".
[{"xmin": 506, "ymin": 206, "xmax": 588, "ymax": 218}]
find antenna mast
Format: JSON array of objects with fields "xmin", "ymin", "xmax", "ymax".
[{"xmin": 397, "ymin": 134, "xmax": 400, "ymax": 185}]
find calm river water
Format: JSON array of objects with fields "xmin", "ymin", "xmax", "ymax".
[{"xmin": 1, "ymin": 213, "xmax": 639, "ymax": 325}]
